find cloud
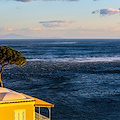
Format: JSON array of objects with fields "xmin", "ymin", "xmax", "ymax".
[
  {"xmin": 0, "ymin": 27, "xmax": 13, "ymax": 32},
  {"xmin": 15, "ymin": 0, "xmax": 79, "ymax": 2},
  {"xmin": 14, "ymin": 0, "xmax": 79, "ymax": 2},
  {"xmin": 39, "ymin": 20, "xmax": 74, "ymax": 27},
  {"xmin": 15, "ymin": 27, "xmax": 42, "ymax": 32},
  {"xmin": 92, "ymin": 8, "xmax": 120, "ymax": 16},
  {"xmin": 0, "ymin": 27, "xmax": 43, "ymax": 33},
  {"xmin": 75, "ymin": 26, "xmax": 120, "ymax": 33},
  {"xmin": 76, "ymin": 26, "xmax": 108, "ymax": 32},
  {"xmin": 29, "ymin": 27, "xmax": 42, "ymax": 31},
  {"xmin": 15, "ymin": 0, "xmax": 33, "ymax": 2}
]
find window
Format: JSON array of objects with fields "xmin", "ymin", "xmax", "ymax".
[{"xmin": 14, "ymin": 109, "xmax": 26, "ymax": 120}]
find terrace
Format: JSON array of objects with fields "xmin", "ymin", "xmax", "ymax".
[{"xmin": 21, "ymin": 93, "xmax": 54, "ymax": 120}]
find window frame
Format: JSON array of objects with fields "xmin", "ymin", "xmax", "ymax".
[{"xmin": 14, "ymin": 109, "xmax": 26, "ymax": 120}]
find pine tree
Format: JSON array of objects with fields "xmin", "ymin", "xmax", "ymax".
[{"xmin": 0, "ymin": 46, "xmax": 26, "ymax": 87}]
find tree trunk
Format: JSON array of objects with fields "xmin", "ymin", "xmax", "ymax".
[
  {"xmin": 0, "ymin": 63, "xmax": 9, "ymax": 88},
  {"xmin": 0, "ymin": 73, "xmax": 3, "ymax": 87},
  {"xmin": 0, "ymin": 65, "xmax": 4, "ymax": 88},
  {"xmin": 0, "ymin": 62, "xmax": 9, "ymax": 87}
]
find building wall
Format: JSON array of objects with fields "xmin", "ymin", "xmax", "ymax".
[{"xmin": 0, "ymin": 101, "xmax": 35, "ymax": 120}]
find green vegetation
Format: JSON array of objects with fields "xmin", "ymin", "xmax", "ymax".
[{"xmin": 0, "ymin": 46, "xmax": 26, "ymax": 87}]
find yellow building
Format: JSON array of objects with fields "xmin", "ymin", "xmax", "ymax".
[{"xmin": 0, "ymin": 87, "xmax": 54, "ymax": 120}]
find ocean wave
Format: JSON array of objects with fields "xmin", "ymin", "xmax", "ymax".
[
  {"xmin": 46, "ymin": 42, "xmax": 77, "ymax": 44},
  {"xmin": 27, "ymin": 57, "xmax": 120, "ymax": 63}
]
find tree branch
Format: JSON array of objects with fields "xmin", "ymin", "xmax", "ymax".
[
  {"xmin": 0, "ymin": 57, "xmax": 6, "ymax": 64},
  {"xmin": 0, "ymin": 63, "xmax": 10, "ymax": 74}
]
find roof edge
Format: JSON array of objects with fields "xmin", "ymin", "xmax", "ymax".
[{"xmin": 20, "ymin": 93, "xmax": 54, "ymax": 107}]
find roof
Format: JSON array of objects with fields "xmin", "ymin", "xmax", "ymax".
[
  {"xmin": 0, "ymin": 87, "xmax": 34, "ymax": 103},
  {"xmin": 0, "ymin": 88, "xmax": 54, "ymax": 107},
  {"xmin": 20, "ymin": 93, "xmax": 54, "ymax": 107}
]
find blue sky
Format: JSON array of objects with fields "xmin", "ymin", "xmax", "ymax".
[{"xmin": 1, "ymin": 0, "xmax": 120, "ymax": 39}]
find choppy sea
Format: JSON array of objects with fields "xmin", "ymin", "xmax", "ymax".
[{"xmin": 0, "ymin": 39, "xmax": 120, "ymax": 120}]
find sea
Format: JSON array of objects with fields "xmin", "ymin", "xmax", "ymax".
[{"xmin": 0, "ymin": 39, "xmax": 120, "ymax": 120}]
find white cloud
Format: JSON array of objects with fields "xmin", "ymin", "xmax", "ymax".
[
  {"xmin": 75, "ymin": 26, "xmax": 120, "ymax": 33},
  {"xmin": 29, "ymin": 27, "xmax": 42, "ymax": 31},
  {"xmin": 0, "ymin": 27, "xmax": 13, "ymax": 31},
  {"xmin": 39, "ymin": 20, "xmax": 74, "ymax": 27},
  {"xmin": 15, "ymin": 0, "xmax": 33, "ymax": 2},
  {"xmin": 76, "ymin": 26, "xmax": 107, "ymax": 32},
  {"xmin": 0, "ymin": 27, "xmax": 43, "ymax": 32},
  {"xmin": 92, "ymin": 8, "xmax": 120, "ymax": 16},
  {"xmin": 15, "ymin": 0, "xmax": 79, "ymax": 2}
]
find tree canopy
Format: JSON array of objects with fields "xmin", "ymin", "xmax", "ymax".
[
  {"xmin": 0, "ymin": 46, "xmax": 26, "ymax": 66},
  {"xmin": 0, "ymin": 46, "xmax": 27, "ymax": 87}
]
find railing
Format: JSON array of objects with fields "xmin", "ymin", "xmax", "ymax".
[
  {"xmin": 35, "ymin": 112, "xmax": 50, "ymax": 120},
  {"xmin": 35, "ymin": 107, "xmax": 51, "ymax": 120}
]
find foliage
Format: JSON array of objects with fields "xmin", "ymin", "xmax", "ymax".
[
  {"xmin": 0, "ymin": 46, "xmax": 27, "ymax": 87},
  {"xmin": 0, "ymin": 46, "xmax": 26, "ymax": 67}
]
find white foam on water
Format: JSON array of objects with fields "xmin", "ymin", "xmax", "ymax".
[
  {"xmin": 50, "ymin": 42, "xmax": 77, "ymax": 44},
  {"xmin": 27, "ymin": 56, "xmax": 120, "ymax": 63}
]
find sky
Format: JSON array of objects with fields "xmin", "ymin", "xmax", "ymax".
[{"xmin": 1, "ymin": 0, "xmax": 120, "ymax": 39}]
